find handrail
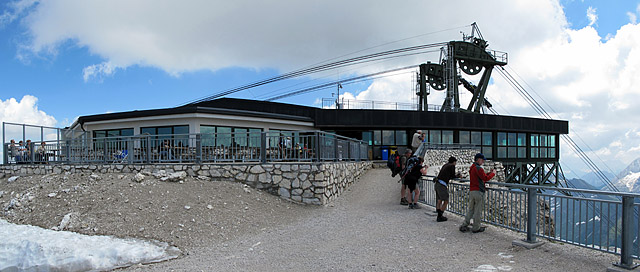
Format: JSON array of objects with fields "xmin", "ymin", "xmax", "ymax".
[
  {"xmin": 3, "ymin": 130, "xmax": 369, "ymax": 165},
  {"xmin": 420, "ymin": 175, "xmax": 640, "ymax": 268}
]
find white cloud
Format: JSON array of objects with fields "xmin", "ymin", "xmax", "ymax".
[
  {"xmin": 627, "ymin": 12, "xmax": 637, "ymax": 24},
  {"xmin": 0, "ymin": 95, "xmax": 56, "ymax": 127},
  {"xmin": 0, "ymin": 95, "xmax": 57, "ymax": 163},
  {"xmin": 12, "ymin": 0, "xmax": 566, "ymax": 76},
  {"xmin": 587, "ymin": 6, "xmax": 598, "ymax": 26},
  {"xmin": 0, "ymin": 0, "xmax": 36, "ymax": 27},
  {"xmin": 6, "ymin": 0, "xmax": 640, "ymax": 177},
  {"xmin": 82, "ymin": 61, "xmax": 119, "ymax": 82}
]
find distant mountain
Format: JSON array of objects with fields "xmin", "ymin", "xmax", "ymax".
[
  {"xmin": 566, "ymin": 178, "xmax": 598, "ymax": 191},
  {"xmin": 580, "ymin": 171, "xmax": 615, "ymax": 189},
  {"xmin": 612, "ymin": 158, "xmax": 640, "ymax": 192}
]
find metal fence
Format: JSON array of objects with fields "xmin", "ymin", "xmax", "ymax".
[
  {"xmin": 420, "ymin": 178, "xmax": 640, "ymax": 269},
  {"xmin": 321, "ymin": 98, "xmax": 441, "ymax": 111},
  {"xmin": 3, "ymin": 131, "xmax": 369, "ymax": 164}
]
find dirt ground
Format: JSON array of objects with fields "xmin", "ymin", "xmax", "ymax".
[{"xmin": 0, "ymin": 172, "xmax": 315, "ymax": 254}]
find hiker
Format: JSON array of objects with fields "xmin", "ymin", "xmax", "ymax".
[
  {"xmin": 460, "ymin": 153, "xmax": 496, "ymax": 233},
  {"xmin": 435, "ymin": 156, "xmax": 462, "ymax": 222},
  {"xmin": 399, "ymin": 149, "xmax": 413, "ymax": 205},
  {"xmin": 404, "ymin": 156, "xmax": 427, "ymax": 209}
]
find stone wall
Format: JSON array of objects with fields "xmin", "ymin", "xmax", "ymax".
[
  {"xmin": 0, "ymin": 161, "xmax": 372, "ymax": 206},
  {"xmin": 423, "ymin": 149, "xmax": 505, "ymax": 182}
]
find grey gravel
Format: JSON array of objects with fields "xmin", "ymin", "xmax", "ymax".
[{"xmin": 126, "ymin": 168, "xmax": 616, "ymax": 271}]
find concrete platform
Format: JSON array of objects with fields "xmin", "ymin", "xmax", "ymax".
[{"xmin": 512, "ymin": 239, "xmax": 545, "ymax": 249}]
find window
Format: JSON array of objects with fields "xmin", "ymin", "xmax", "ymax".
[
  {"xmin": 459, "ymin": 131, "xmax": 470, "ymax": 144},
  {"xmin": 442, "ymin": 130, "xmax": 454, "ymax": 144},
  {"xmin": 497, "ymin": 132, "xmax": 525, "ymax": 159},
  {"xmin": 93, "ymin": 128, "xmax": 133, "ymax": 138},
  {"xmin": 530, "ymin": 134, "xmax": 557, "ymax": 159},
  {"xmin": 471, "ymin": 131, "xmax": 482, "ymax": 145},
  {"xmin": 92, "ymin": 128, "xmax": 134, "ymax": 150},
  {"xmin": 141, "ymin": 125, "xmax": 190, "ymax": 148},
  {"xmin": 382, "ymin": 130, "xmax": 395, "ymax": 145},
  {"xmin": 395, "ymin": 130, "xmax": 407, "ymax": 146},
  {"xmin": 481, "ymin": 132, "xmax": 493, "ymax": 159},
  {"xmin": 362, "ymin": 132, "xmax": 373, "ymax": 146},
  {"xmin": 373, "ymin": 131, "xmax": 382, "ymax": 145},
  {"xmin": 429, "ymin": 130, "xmax": 441, "ymax": 144}
]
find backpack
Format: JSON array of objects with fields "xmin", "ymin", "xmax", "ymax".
[
  {"xmin": 388, "ymin": 154, "xmax": 402, "ymax": 176},
  {"xmin": 387, "ymin": 153, "xmax": 397, "ymax": 170},
  {"xmin": 400, "ymin": 156, "xmax": 420, "ymax": 178}
]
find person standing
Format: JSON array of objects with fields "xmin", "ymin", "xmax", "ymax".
[
  {"xmin": 435, "ymin": 156, "xmax": 462, "ymax": 222},
  {"xmin": 399, "ymin": 149, "xmax": 413, "ymax": 205},
  {"xmin": 404, "ymin": 156, "xmax": 426, "ymax": 209},
  {"xmin": 460, "ymin": 153, "xmax": 496, "ymax": 233},
  {"xmin": 411, "ymin": 130, "xmax": 423, "ymax": 153}
]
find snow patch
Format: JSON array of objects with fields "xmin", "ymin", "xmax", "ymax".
[
  {"xmin": 617, "ymin": 172, "xmax": 640, "ymax": 192},
  {"xmin": 0, "ymin": 219, "xmax": 180, "ymax": 271}
]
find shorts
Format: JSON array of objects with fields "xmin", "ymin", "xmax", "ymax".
[
  {"xmin": 435, "ymin": 182, "xmax": 449, "ymax": 201},
  {"xmin": 405, "ymin": 177, "xmax": 418, "ymax": 192}
]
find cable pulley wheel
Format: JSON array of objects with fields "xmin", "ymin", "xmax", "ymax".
[
  {"xmin": 428, "ymin": 76, "xmax": 446, "ymax": 90},
  {"xmin": 458, "ymin": 59, "xmax": 482, "ymax": 75}
]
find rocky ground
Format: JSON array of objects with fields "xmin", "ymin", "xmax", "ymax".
[
  {"xmin": 0, "ymin": 170, "xmax": 315, "ymax": 254},
  {"xmin": 0, "ymin": 168, "xmax": 621, "ymax": 271}
]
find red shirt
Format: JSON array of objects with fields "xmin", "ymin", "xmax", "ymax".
[{"xmin": 469, "ymin": 163, "xmax": 495, "ymax": 192}]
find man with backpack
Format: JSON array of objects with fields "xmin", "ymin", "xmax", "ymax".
[
  {"xmin": 398, "ymin": 149, "xmax": 412, "ymax": 205},
  {"xmin": 434, "ymin": 156, "xmax": 462, "ymax": 222},
  {"xmin": 403, "ymin": 156, "xmax": 427, "ymax": 209},
  {"xmin": 459, "ymin": 153, "xmax": 496, "ymax": 233},
  {"xmin": 387, "ymin": 150, "xmax": 402, "ymax": 177}
]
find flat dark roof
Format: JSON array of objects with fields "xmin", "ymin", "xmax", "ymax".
[{"xmin": 76, "ymin": 98, "xmax": 568, "ymax": 134}]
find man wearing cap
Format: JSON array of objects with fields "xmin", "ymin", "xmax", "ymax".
[
  {"xmin": 460, "ymin": 153, "xmax": 496, "ymax": 233},
  {"xmin": 434, "ymin": 156, "xmax": 461, "ymax": 222}
]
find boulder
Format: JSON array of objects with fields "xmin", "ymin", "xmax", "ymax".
[
  {"xmin": 166, "ymin": 171, "xmax": 188, "ymax": 182},
  {"xmin": 133, "ymin": 173, "xmax": 145, "ymax": 183},
  {"xmin": 7, "ymin": 176, "xmax": 19, "ymax": 183}
]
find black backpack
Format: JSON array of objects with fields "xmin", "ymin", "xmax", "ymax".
[{"xmin": 387, "ymin": 153, "xmax": 397, "ymax": 170}]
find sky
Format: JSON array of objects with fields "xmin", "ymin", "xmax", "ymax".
[{"xmin": 1, "ymin": 0, "xmax": 640, "ymax": 179}]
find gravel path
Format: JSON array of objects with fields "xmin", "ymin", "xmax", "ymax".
[{"xmin": 127, "ymin": 168, "xmax": 616, "ymax": 271}]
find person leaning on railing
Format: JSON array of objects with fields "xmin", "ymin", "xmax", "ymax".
[
  {"xmin": 434, "ymin": 156, "xmax": 462, "ymax": 222},
  {"xmin": 459, "ymin": 153, "xmax": 496, "ymax": 233},
  {"xmin": 36, "ymin": 142, "xmax": 47, "ymax": 164},
  {"xmin": 9, "ymin": 139, "xmax": 18, "ymax": 163}
]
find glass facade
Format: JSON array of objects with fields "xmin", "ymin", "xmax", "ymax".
[{"xmin": 201, "ymin": 125, "xmax": 262, "ymax": 147}]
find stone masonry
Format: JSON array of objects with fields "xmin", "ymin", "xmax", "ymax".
[{"xmin": 0, "ymin": 161, "xmax": 372, "ymax": 206}]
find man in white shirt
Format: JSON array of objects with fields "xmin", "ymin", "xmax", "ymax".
[{"xmin": 411, "ymin": 130, "xmax": 423, "ymax": 153}]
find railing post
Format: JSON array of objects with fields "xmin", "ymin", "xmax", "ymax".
[
  {"xmin": 260, "ymin": 132, "xmax": 267, "ymax": 163},
  {"xmin": 526, "ymin": 188, "xmax": 537, "ymax": 243},
  {"xmin": 64, "ymin": 140, "xmax": 70, "ymax": 163},
  {"xmin": 3, "ymin": 143, "xmax": 7, "ymax": 165},
  {"xmin": 103, "ymin": 138, "xmax": 107, "ymax": 163},
  {"xmin": 145, "ymin": 136, "xmax": 151, "ymax": 164},
  {"xmin": 196, "ymin": 134, "xmax": 202, "ymax": 164},
  {"xmin": 334, "ymin": 137, "xmax": 339, "ymax": 162},
  {"xmin": 126, "ymin": 138, "xmax": 132, "ymax": 164},
  {"xmin": 314, "ymin": 132, "xmax": 321, "ymax": 162},
  {"xmin": 615, "ymin": 196, "xmax": 639, "ymax": 269}
]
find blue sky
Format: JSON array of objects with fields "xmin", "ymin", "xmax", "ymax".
[{"xmin": 2, "ymin": 0, "xmax": 640, "ymax": 180}]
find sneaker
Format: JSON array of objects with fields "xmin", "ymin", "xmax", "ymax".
[
  {"xmin": 437, "ymin": 216, "xmax": 448, "ymax": 222},
  {"xmin": 472, "ymin": 227, "xmax": 487, "ymax": 233},
  {"xmin": 459, "ymin": 226, "xmax": 470, "ymax": 232},
  {"xmin": 412, "ymin": 203, "xmax": 421, "ymax": 209},
  {"xmin": 400, "ymin": 198, "xmax": 409, "ymax": 206},
  {"xmin": 408, "ymin": 203, "xmax": 414, "ymax": 209}
]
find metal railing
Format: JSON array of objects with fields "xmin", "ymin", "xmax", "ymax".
[
  {"xmin": 321, "ymin": 98, "xmax": 441, "ymax": 111},
  {"xmin": 420, "ymin": 178, "xmax": 640, "ymax": 269},
  {"xmin": 3, "ymin": 131, "xmax": 369, "ymax": 164}
]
